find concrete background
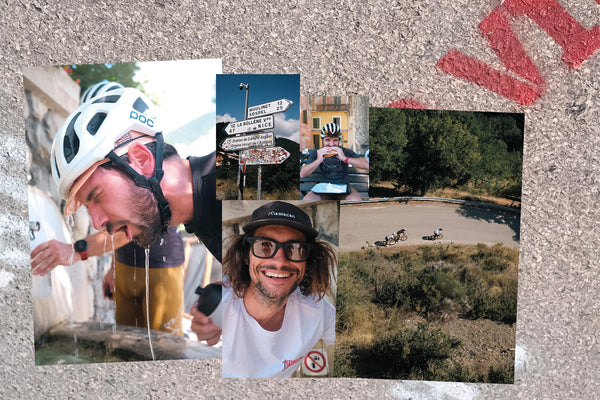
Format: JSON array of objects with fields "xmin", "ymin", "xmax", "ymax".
[{"xmin": 1, "ymin": 0, "xmax": 599, "ymax": 398}]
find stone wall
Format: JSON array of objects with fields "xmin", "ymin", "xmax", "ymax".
[
  {"xmin": 349, "ymin": 96, "xmax": 369, "ymax": 155},
  {"xmin": 23, "ymin": 66, "xmax": 112, "ymax": 339}
]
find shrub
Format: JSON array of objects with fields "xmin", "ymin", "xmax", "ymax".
[
  {"xmin": 350, "ymin": 323, "xmax": 462, "ymax": 379},
  {"xmin": 485, "ymin": 365, "xmax": 514, "ymax": 384},
  {"xmin": 467, "ymin": 280, "xmax": 517, "ymax": 323}
]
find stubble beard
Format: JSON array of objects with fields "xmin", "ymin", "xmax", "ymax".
[
  {"xmin": 252, "ymin": 266, "xmax": 302, "ymax": 307},
  {"xmin": 106, "ymin": 182, "xmax": 162, "ymax": 248}
]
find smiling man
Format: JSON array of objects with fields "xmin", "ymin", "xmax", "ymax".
[{"xmin": 191, "ymin": 201, "xmax": 337, "ymax": 377}]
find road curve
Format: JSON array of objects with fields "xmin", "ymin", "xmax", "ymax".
[{"xmin": 339, "ymin": 201, "xmax": 520, "ymax": 252}]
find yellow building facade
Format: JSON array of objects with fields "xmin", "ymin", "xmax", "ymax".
[{"xmin": 308, "ymin": 96, "xmax": 350, "ymax": 149}]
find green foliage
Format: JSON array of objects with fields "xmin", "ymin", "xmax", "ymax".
[
  {"xmin": 368, "ymin": 108, "xmax": 523, "ymax": 200},
  {"xmin": 467, "ymin": 279, "xmax": 517, "ymax": 323},
  {"xmin": 485, "ymin": 365, "xmax": 514, "ymax": 384},
  {"xmin": 340, "ymin": 323, "xmax": 462, "ymax": 380},
  {"xmin": 65, "ymin": 63, "xmax": 141, "ymax": 94},
  {"xmin": 369, "ymin": 108, "xmax": 409, "ymax": 184},
  {"xmin": 338, "ymin": 244, "xmax": 518, "ymax": 323},
  {"xmin": 335, "ymin": 243, "xmax": 518, "ymax": 382},
  {"xmin": 404, "ymin": 112, "xmax": 481, "ymax": 195}
]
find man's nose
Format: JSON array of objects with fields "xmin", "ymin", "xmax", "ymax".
[
  {"xmin": 270, "ymin": 245, "xmax": 288, "ymax": 264},
  {"xmin": 87, "ymin": 205, "xmax": 109, "ymax": 231}
]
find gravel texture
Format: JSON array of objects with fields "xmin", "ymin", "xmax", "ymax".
[{"xmin": 1, "ymin": 1, "xmax": 600, "ymax": 398}]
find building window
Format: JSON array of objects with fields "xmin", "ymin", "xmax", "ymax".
[
  {"xmin": 332, "ymin": 116, "xmax": 341, "ymax": 127},
  {"xmin": 334, "ymin": 96, "xmax": 341, "ymax": 104},
  {"xmin": 313, "ymin": 134, "xmax": 321, "ymax": 149},
  {"xmin": 312, "ymin": 117, "xmax": 321, "ymax": 129},
  {"xmin": 303, "ymin": 110, "xmax": 307, "ymax": 124}
]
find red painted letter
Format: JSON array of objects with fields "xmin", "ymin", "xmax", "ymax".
[
  {"xmin": 503, "ymin": 0, "xmax": 600, "ymax": 68},
  {"xmin": 437, "ymin": 0, "xmax": 600, "ymax": 105}
]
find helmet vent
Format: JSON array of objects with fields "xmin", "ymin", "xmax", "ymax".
[
  {"xmin": 133, "ymin": 97, "xmax": 149, "ymax": 113},
  {"xmin": 90, "ymin": 85, "xmax": 104, "ymax": 100},
  {"xmin": 63, "ymin": 112, "xmax": 81, "ymax": 163},
  {"xmin": 86, "ymin": 113, "xmax": 107, "ymax": 136},
  {"xmin": 53, "ymin": 157, "xmax": 60, "ymax": 179},
  {"xmin": 92, "ymin": 95, "xmax": 120, "ymax": 104}
]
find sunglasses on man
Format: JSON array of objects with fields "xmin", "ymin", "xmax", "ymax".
[{"xmin": 245, "ymin": 236, "xmax": 313, "ymax": 262}]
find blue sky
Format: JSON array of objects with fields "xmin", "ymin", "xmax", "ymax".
[{"xmin": 216, "ymin": 74, "xmax": 300, "ymax": 142}]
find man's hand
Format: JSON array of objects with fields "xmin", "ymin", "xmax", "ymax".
[
  {"xmin": 190, "ymin": 302, "xmax": 222, "ymax": 346},
  {"xmin": 316, "ymin": 146, "xmax": 340, "ymax": 161},
  {"xmin": 31, "ymin": 239, "xmax": 79, "ymax": 276},
  {"xmin": 326, "ymin": 146, "xmax": 345, "ymax": 161},
  {"xmin": 102, "ymin": 267, "xmax": 115, "ymax": 299}
]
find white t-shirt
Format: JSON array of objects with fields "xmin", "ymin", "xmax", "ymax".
[{"xmin": 221, "ymin": 286, "xmax": 336, "ymax": 378}]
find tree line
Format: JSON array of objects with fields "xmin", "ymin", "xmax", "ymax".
[{"xmin": 369, "ymin": 108, "xmax": 523, "ymax": 200}]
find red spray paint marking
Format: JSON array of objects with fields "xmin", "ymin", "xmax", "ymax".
[
  {"xmin": 479, "ymin": 8, "xmax": 543, "ymax": 85},
  {"xmin": 436, "ymin": 0, "xmax": 600, "ymax": 106},
  {"xmin": 388, "ymin": 99, "xmax": 426, "ymax": 109},
  {"xmin": 503, "ymin": 0, "xmax": 600, "ymax": 68},
  {"xmin": 437, "ymin": 50, "xmax": 544, "ymax": 106}
]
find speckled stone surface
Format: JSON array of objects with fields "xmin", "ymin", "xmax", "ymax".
[{"xmin": 1, "ymin": 1, "xmax": 599, "ymax": 398}]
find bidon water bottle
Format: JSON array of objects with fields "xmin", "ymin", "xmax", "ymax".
[{"xmin": 195, "ymin": 282, "xmax": 222, "ymax": 329}]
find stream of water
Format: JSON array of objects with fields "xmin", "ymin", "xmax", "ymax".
[{"xmin": 145, "ymin": 247, "xmax": 155, "ymax": 360}]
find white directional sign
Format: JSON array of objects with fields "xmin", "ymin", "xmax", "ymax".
[
  {"xmin": 225, "ymin": 115, "xmax": 274, "ymax": 135},
  {"xmin": 247, "ymin": 99, "xmax": 293, "ymax": 118},
  {"xmin": 220, "ymin": 132, "xmax": 275, "ymax": 151},
  {"xmin": 239, "ymin": 147, "xmax": 290, "ymax": 165}
]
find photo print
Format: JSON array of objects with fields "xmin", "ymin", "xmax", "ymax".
[
  {"xmin": 216, "ymin": 74, "xmax": 300, "ymax": 200},
  {"xmin": 334, "ymin": 108, "xmax": 523, "ymax": 383},
  {"xmin": 299, "ymin": 96, "xmax": 370, "ymax": 201},
  {"xmin": 220, "ymin": 200, "xmax": 339, "ymax": 377},
  {"xmin": 25, "ymin": 59, "xmax": 222, "ymax": 365}
]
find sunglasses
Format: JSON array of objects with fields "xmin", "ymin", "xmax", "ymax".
[{"xmin": 246, "ymin": 236, "xmax": 313, "ymax": 262}]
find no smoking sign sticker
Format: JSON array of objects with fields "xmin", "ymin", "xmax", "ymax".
[{"xmin": 302, "ymin": 350, "xmax": 328, "ymax": 376}]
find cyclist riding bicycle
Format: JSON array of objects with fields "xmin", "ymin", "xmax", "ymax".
[
  {"xmin": 385, "ymin": 233, "xmax": 396, "ymax": 244},
  {"xmin": 396, "ymin": 228, "xmax": 407, "ymax": 240}
]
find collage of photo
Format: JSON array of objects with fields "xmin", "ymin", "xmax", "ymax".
[{"xmin": 26, "ymin": 60, "xmax": 521, "ymax": 382}]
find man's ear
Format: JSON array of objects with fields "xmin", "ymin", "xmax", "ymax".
[{"xmin": 127, "ymin": 142, "xmax": 155, "ymax": 178}]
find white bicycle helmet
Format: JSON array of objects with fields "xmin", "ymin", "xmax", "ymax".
[
  {"xmin": 320, "ymin": 122, "xmax": 342, "ymax": 139},
  {"xmin": 51, "ymin": 87, "xmax": 162, "ymax": 213},
  {"xmin": 80, "ymin": 80, "xmax": 125, "ymax": 104}
]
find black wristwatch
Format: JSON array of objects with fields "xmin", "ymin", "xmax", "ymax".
[{"xmin": 74, "ymin": 239, "xmax": 89, "ymax": 261}]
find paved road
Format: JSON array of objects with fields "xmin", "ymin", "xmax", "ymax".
[{"xmin": 339, "ymin": 201, "xmax": 520, "ymax": 252}]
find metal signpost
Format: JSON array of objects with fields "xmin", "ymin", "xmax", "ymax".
[
  {"xmin": 239, "ymin": 147, "xmax": 290, "ymax": 199},
  {"xmin": 220, "ymin": 132, "xmax": 274, "ymax": 151},
  {"xmin": 239, "ymin": 147, "xmax": 290, "ymax": 165},
  {"xmin": 247, "ymin": 99, "xmax": 293, "ymax": 118},
  {"xmin": 224, "ymin": 115, "xmax": 274, "ymax": 135},
  {"xmin": 224, "ymin": 86, "xmax": 293, "ymax": 200}
]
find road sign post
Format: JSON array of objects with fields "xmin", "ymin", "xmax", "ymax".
[
  {"xmin": 224, "ymin": 87, "xmax": 294, "ymax": 199},
  {"xmin": 220, "ymin": 132, "xmax": 274, "ymax": 151},
  {"xmin": 247, "ymin": 99, "xmax": 293, "ymax": 118},
  {"xmin": 257, "ymin": 165, "xmax": 262, "ymax": 200},
  {"xmin": 225, "ymin": 115, "xmax": 274, "ymax": 135},
  {"xmin": 239, "ymin": 147, "xmax": 290, "ymax": 165}
]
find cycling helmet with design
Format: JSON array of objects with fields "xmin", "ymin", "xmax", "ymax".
[
  {"xmin": 80, "ymin": 80, "xmax": 125, "ymax": 104},
  {"xmin": 51, "ymin": 87, "xmax": 172, "ymax": 234},
  {"xmin": 320, "ymin": 122, "xmax": 342, "ymax": 139}
]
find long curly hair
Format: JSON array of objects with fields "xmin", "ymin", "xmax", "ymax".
[{"xmin": 222, "ymin": 233, "xmax": 336, "ymax": 301}]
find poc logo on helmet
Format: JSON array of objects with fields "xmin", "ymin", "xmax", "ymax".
[{"xmin": 130, "ymin": 111, "xmax": 154, "ymax": 127}]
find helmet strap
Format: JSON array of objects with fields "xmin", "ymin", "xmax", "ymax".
[{"xmin": 106, "ymin": 132, "xmax": 171, "ymax": 239}]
